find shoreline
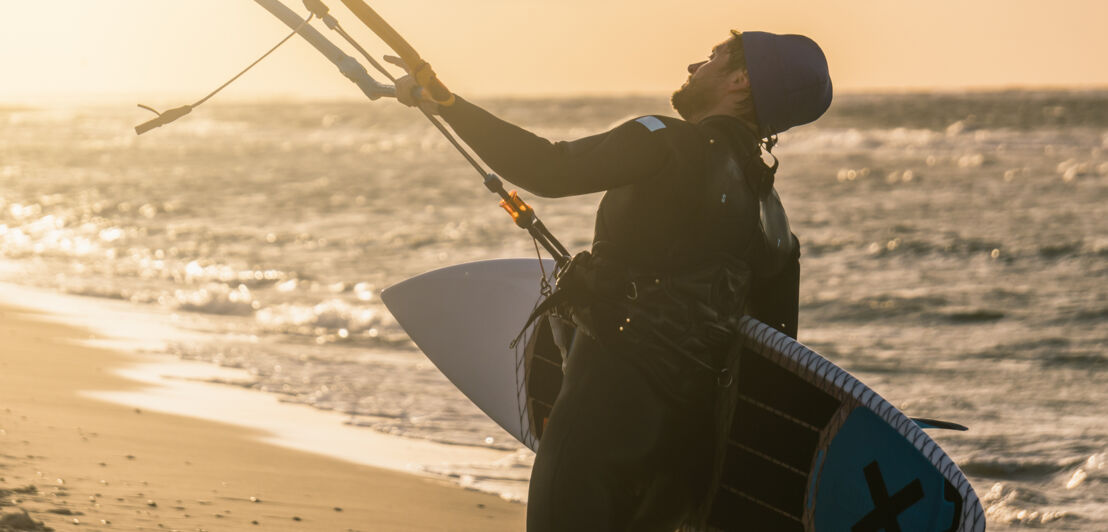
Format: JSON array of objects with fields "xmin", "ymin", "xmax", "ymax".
[
  {"xmin": 0, "ymin": 279, "xmax": 532, "ymax": 501},
  {"xmin": 0, "ymin": 301, "xmax": 525, "ymax": 530}
]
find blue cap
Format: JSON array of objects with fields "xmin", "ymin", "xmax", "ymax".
[{"xmin": 739, "ymin": 31, "xmax": 833, "ymax": 137}]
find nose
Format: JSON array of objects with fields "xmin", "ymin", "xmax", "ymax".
[{"xmin": 687, "ymin": 60, "xmax": 707, "ymax": 75}]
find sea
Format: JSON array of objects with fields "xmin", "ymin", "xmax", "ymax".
[{"xmin": 1, "ymin": 90, "xmax": 1105, "ymax": 529}]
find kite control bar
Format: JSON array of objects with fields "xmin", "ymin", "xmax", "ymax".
[
  {"xmin": 256, "ymin": 0, "xmax": 394, "ymax": 100},
  {"xmin": 317, "ymin": 0, "xmax": 570, "ymax": 264},
  {"xmin": 133, "ymin": 0, "xmax": 572, "ymax": 267}
]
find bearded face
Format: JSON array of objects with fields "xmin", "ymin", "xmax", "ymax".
[
  {"xmin": 671, "ymin": 74, "xmax": 715, "ymax": 122},
  {"xmin": 670, "ymin": 39, "xmax": 740, "ymax": 123}
]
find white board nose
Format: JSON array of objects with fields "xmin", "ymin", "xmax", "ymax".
[{"xmin": 381, "ymin": 258, "xmax": 556, "ymax": 448}]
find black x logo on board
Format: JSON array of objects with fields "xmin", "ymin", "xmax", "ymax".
[{"xmin": 851, "ymin": 461, "xmax": 925, "ymax": 532}]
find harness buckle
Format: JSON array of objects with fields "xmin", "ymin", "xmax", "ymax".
[{"xmin": 717, "ymin": 368, "xmax": 734, "ymax": 388}]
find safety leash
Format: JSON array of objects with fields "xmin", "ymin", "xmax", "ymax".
[{"xmin": 135, "ymin": 12, "xmax": 317, "ymax": 134}]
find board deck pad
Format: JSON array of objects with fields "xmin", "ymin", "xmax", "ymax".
[{"xmin": 381, "ymin": 259, "xmax": 986, "ymax": 531}]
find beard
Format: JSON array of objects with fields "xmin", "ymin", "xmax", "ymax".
[{"xmin": 671, "ymin": 76, "xmax": 714, "ymax": 121}]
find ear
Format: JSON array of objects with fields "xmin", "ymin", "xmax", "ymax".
[{"xmin": 725, "ymin": 69, "xmax": 751, "ymax": 92}]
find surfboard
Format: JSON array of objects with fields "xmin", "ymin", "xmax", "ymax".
[{"xmin": 381, "ymin": 258, "xmax": 986, "ymax": 531}]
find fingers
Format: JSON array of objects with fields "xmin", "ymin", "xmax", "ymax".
[
  {"xmin": 392, "ymin": 77, "xmax": 441, "ymax": 114},
  {"xmin": 383, "ymin": 54, "xmax": 454, "ymax": 108},
  {"xmin": 387, "ymin": 56, "xmax": 421, "ymax": 107},
  {"xmin": 386, "ymin": 56, "xmax": 445, "ymax": 114},
  {"xmin": 394, "ymin": 75, "xmax": 420, "ymax": 107},
  {"xmin": 383, "ymin": 55, "xmax": 409, "ymax": 73}
]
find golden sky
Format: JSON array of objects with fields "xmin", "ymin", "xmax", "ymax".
[{"xmin": 1, "ymin": 0, "xmax": 1106, "ymax": 104}]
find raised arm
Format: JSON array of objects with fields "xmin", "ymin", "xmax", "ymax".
[{"xmin": 440, "ymin": 97, "xmax": 671, "ymax": 198}]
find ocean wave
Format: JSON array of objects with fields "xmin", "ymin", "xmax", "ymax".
[
  {"xmin": 419, "ymin": 450, "xmax": 534, "ymax": 502},
  {"xmin": 1066, "ymin": 306, "xmax": 1108, "ymax": 322},
  {"xmin": 1039, "ymin": 241, "xmax": 1087, "ymax": 259},
  {"xmin": 1061, "ymin": 453, "xmax": 1107, "ymax": 490},
  {"xmin": 58, "ymin": 283, "xmax": 129, "ymax": 301},
  {"xmin": 798, "ymin": 239, "xmax": 853, "ymax": 256},
  {"xmin": 1037, "ymin": 349, "xmax": 1108, "ymax": 368},
  {"xmin": 876, "ymin": 235, "xmax": 1006, "ymax": 258},
  {"xmin": 802, "ymin": 236, "xmax": 1008, "ymax": 260},
  {"xmin": 1055, "ymin": 158, "xmax": 1107, "ymax": 182},
  {"xmin": 346, "ymin": 418, "xmax": 523, "ymax": 452},
  {"xmin": 969, "ymin": 337, "xmax": 1107, "ymax": 368},
  {"xmin": 807, "ymin": 293, "xmax": 949, "ymax": 321},
  {"xmin": 962, "ymin": 457, "xmax": 1077, "ymax": 479},
  {"xmin": 939, "ymin": 308, "xmax": 1007, "ymax": 323},
  {"xmin": 819, "ymin": 91, "xmax": 1108, "ymax": 131},
  {"xmin": 254, "ymin": 299, "xmax": 404, "ymax": 344},
  {"xmin": 980, "ymin": 482, "xmax": 1079, "ymax": 526},
  {"xmin": 780, "ymin": 123, "xmax": 1090, "ymax": 158},
  {"xmin": 802, "ymin": 234, "xmax": 1051, "ymax": 261},
  {"xmin": 967, "ymin": 337, "xmax": 1071, "ymax": 359},
  {"xmin": 851, "ymin": 236, "xmax": 1108, "ymax": 263},
  {"xmin": 171, "ymin": 283, "xmax": 258, "ymax": 316}
]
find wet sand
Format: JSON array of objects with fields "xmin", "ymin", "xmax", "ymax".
[{"xmin": 0, "ymin": 305, "xmax": 525, "ymax": 531}]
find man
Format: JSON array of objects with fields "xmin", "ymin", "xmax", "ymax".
[{"xmin": 395, "ymin": 30, "xmax": 831, "ymax": 531}]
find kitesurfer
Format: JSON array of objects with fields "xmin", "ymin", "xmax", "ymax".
[{"xmin": 394, "ymin": 30, "xmax": 832, "ymax": 531}]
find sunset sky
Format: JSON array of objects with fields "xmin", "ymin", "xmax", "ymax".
[{"xmin": 1, "ymin": 0, "xmax": 1106, "ymax": 104}]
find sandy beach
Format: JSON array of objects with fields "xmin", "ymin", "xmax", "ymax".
[{"xmin": 0, "ymin": 304, "xmax": 525, "ymax": 531}]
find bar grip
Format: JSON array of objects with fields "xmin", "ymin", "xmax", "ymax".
[{"xmin": 135, "ymin": 105, "xmax": 193, "ymax": 135}]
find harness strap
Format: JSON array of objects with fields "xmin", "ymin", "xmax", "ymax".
[{"xmin": 511, "ymin": 288, "xmax": 572, "ymax": 349}]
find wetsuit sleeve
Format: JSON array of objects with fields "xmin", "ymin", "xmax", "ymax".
[{"xmin": 439, "ymin": 96, "xmax": 671, "ymax": 198}]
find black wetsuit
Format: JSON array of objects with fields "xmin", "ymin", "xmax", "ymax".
[{"xmin": 441, "ymin": 98, "xmax": 799, "ymax": 531}]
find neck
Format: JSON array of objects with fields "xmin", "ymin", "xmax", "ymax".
[
  {"xmin": 694, "ymin": 110, "xmax": 759, "ymax": 137},
  {"xmin": 732, "ymin": 114, "xmax": 760, "ymax": 136},
  {"xmin": 689, "ymin": 95, "xmax": 759, "ymax": 135}
]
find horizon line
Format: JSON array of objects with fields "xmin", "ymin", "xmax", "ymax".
[{"xmin": 4, "ymin": 84, "xmax": 1108, "ymax": 108}]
